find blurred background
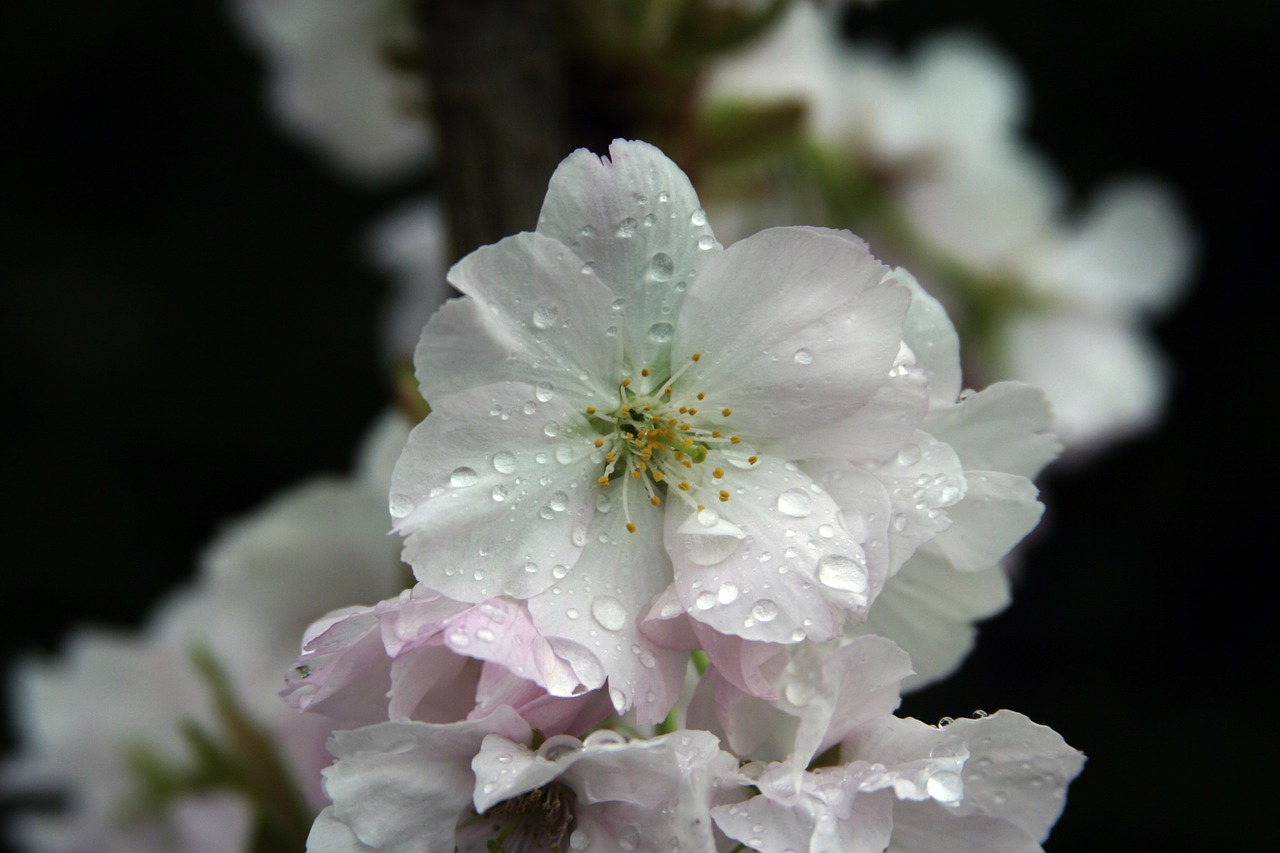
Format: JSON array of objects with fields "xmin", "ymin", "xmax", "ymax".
[{"xmin": 2, "ymin": 0, "xmax": 1274, "ymax": 850}]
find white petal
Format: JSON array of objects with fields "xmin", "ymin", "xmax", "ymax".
[
  {"xmin": 896, "ymin": 267, "xmax": 962, "ymax": 406},
  {"xmin": 471, "ymin": 734, "xmax": 573, "ymax": 814},
  {"xmin": 667, "ymin": 457, "xmax": 869, "ymax": 644},
  {"xmin": 420, "ymin": 231, "xmax": 620, "ymax": 402},
  {"xmin": 854, "ymin": 551, "xmax": 1010, "ymax": 691},
  {"xmin": 928, "ymin": 471, "xmax": 1042, "ymax": 572},
  {"xmin": 922, "ymin": 382, "xmax": 1060, "ymax": 479},
  {"xmin": 673, "ymin": 227, "xmax": 909, "ymax": 441},
  {"xmin": 391, "ymin": 384, "xmax": 601, "ymax": 602},
  {"xmin": 536, "ymin": 139, "xmax": 720, "ymax": 372},
  {"xmin": 888, "ymin": 801, "xmax": 1042, "ymax": 853},
  {"xmin": 527, "ymin": 496, "xmax": 687, "ymax": 724}
]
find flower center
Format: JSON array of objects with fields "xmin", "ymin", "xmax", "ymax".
[
  {"xmin": 585, "ymin": 353, "xmax": 758, "ymax": 532},
  {"xmin": 464, "ymin": 782, "xmax": 575, "ymax": 853}
]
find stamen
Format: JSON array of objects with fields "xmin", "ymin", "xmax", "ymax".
[
  {"xmin": 586, "ymin": 406, "xmax": 596, "ymax": 415},
  {"xmin": 691, "ymin": 352, "xmax": 701, "ymax": 361},
  {"xmin": 721, "ymin": 408, "xmax": 732, "ymax": 417},
  {"xmin": 641, "ymin": 367, "xmax": 650, "ymax": 377},
  {"xmin": 621, "ymin": 377, "xmax": 632, "ymax": 388},
  {"xmin": 696, "ymin": 392, "xmax": 705, "ymax": 400},
  {"xmin": 626, "ymin": 522, "xmax": 637, "ymax": 533},
  {"xmin": 719, "ymin": 490, "xmax": 731, "ymax": 502},
  {"xmin": 650, "ymin": 495, "xmax": 661, "ymax": 506},
  {"xmin": 748, "ymin": 455, "xmax": 758, "ymax": 464},
  {"xmin": 712, "ymin": 467, "xmax": 724, "ymax": 479},
  {"xmin": 594, "ymin": 438, "xmax": 604, "ymax": 448}
]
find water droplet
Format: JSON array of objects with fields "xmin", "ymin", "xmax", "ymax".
[
  {"xmin": 790, "ymin": 628, "xmax": 806, "ymax": 642},
  {"xmin": 448, "ymin": 628, "xmax": 470, "ymax": 648},
  {"xmin": 817, "ymin": 523, "xmax": 834, "ymax": 538},
  {"xmin": 616, "ymin": 217, "xmax": 638, "ymax": 238},
  {"xmin": 992, "ymin": 790, "xmax": 1008, "ymax": 805},
  {"xmin": 647, "ymin": 322, "xmax": 674, "ymax": 342},
  {"xmin": 896, "ymin": 443, "xmax": 922, "ymax": 466},
  {"xmin": 567, "ymin": 608, "xmax": 580, "ymax": 620},
  {"xmin": 697, "ymin": 235, "xmax": 715, "ymax": 251},
  {"xmin": 611, "ymin": 297, "xmax": 625, "ymax": 313},
  {"xmin": 695, "ymin": 591, "xmax": 717, "ymax": 610},
  {"xmin": 696, "ymin": 508, "xmax": 719, "ymax": 527},
  {"xmin": 389, "ymin": 493, "xmax": 414, "ymax": 518},
  {"xmin": 542, "ymin": 421, "xmax": 561, "ymax": 438},
  {"xmin": 555, "ymin": 444, "xmax": 576, "ymax": 464},
  {"xmin": 581, "ymin": 224, "xmax": 595, "ymax": 237},
  {"xmin": 618, "ymin": 825, "xmax": 640, "ymax": 851},
  {"xmin": 533, "ymin": 301, "xmax": 559, "ymax": 329},
  {"xmin": 690, "ymin": 208, "xmax": 707, "ymax": 226},
  {"xmin": 605, "ymin": 325, "xmax": 618, "ymax": 337},
  {"xmin": 522, "ymin": 401, "xmax": 537, "ymax": 415},
  {"xmin": 591, "ymin": 595, "xmax": 627, "ymax": 631},
  {"xmin": 581, "ymin": 261, "xmax": 596, "ymax": 275},
  {"xmin": 649, "ymin": 252, "xmax": 675, "ymax": 281},
  {"xmin": 491, "ymin": 485, "xmax": 508, "ymax": 502},
  {"xmin": 571, "ymin": 525, "xmax": 588, "ymax": 547},
  {"xmin": 497, "ymin": 752, "xmax": 512, "ymax": 764},
  {"xmin": 776, "ymin": 488, "xmax": 812, "ymax": 518},
  {"xmin": 717, "ymin": 582, "xmax": 739, "ymax": 604},
  {"xmin": 489, "ymin": 451, "xmax": 517, "ymax": 475},
  {"xmin": 552, "ymin": 564, "xmax": 569, "ymax": 579},
  {"xmin": 751, "ymin": 599, "xmax": 778, "ymax": 622},
  {"xmin": 793, "ymin": 348, "xmax": 813, "ymax": 365},
  {"xmin": 449, "ymin": 467, "xmax": 479, "ymax": 488},
  {"xmin": 609, "ymin": 687, "xmax": 626, "ymax": 710},
  {"xmin": 535, "ymin": 382, "xmax": 554, "ymax": 402},
  {"xmin": 476, "ymin": 627, "xmax": 496, "ymax": 643},
  {"xmin": 816, "ymin": 554, "xmax": 867, "ymax": 593},
  {"xmin": 548, "ymin": 491, "xmax": 569, "ymax": 512}
]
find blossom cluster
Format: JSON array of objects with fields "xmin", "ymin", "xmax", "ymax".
[{"xmin": 286, "ymin": 139, "xmax": 1082, "ymax": 852}]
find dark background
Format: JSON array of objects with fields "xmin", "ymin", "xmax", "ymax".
[{"xmin": 2, "ymin": 1, "xmax": 1274, "ymax": 850}]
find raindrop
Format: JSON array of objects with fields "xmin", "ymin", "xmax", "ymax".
[
  {"xmin": 751, "ymin": 599, "xmax": 778, "ymax": 622},
  {"xmin": 618, "ymin": 825, "xmax": 640, "ymax": 851},
  {"xmin": 571, "ymin": 525, "xmax": 588, "ymax": 546},
  {"xmin": 690, "ymin": 208, "xmax": 707, "ymax": 226},
  {"xmin": 816, "ymin": 554, "xmax": 867, "ymax": 593},
  {"xmin": 492, "ymin": 451, "xmax": 517, "ymax": 474},
  {"xmin": 896, "ymin": 443, "xmax": 922, "ymax": 466},
  {"xmin": 491, "ymin": 485, "xmax": 508, "ymax": 502},
  {"xmin": 611, "ymin": 297, "xmax": 626, "ymax": 313},
  {"xmin": 533, "ymin": 301, "xmax": 559, "ymax": 329},
  {"xmin": 717, "ymin": 582, "xmax": 739, "ymax": 605},
  {"xmin": 389, "ymin": 493, "xmax": 414, "ymax": 518},
  {"xmin": 616, "ymin": 217, "xmax": 638, "ymax": 238},
  {"xmin": 697, "ymin": 235, "xmax": 716, "ymax": 251},
  {"xmin": 776, "ymin": 488, "xmax": 812, "ymax": 518},
  {"xmin": 643, "ymin": 213, "xmax": 656, "ymax": 227},
  {"xmin": 555, "ymin": 445, "xmax": 576, "ymax": 464},
  {"xmin": 535, "ymin": 382, "xmax": 554, "ymax": 402},
  {"xmin": 497, "ymin": 752, "xmax": 512, "ymax": 764},
  {"xmin": 695, "ymin": 591, "xmax": 717, "ymax": 610},
  {"xmin": 567, "ymin": 608, "xmax": 580, "ymax": 620},
  {"xmin": 817, "ymin": 523, "xmax": 834, "ymax": 538},
  {"xmin": 543, "ymin": 421, "xmax": 560, "ymax": 437},
  {"xmin": 649, "ymin": 252, "xmax": 675, "ymax": 281},
  {"xmin": 552, "ymin": 564, "xmax": 569, "ymax": 579},
  {"xmin": 696, "ymin": 508, "xmax": 719, "ymax": 527},
  {"xmin": 581, "ymin": 262, "xmax": 595, "ymax": 275},
  {"xmin": 475, "ymin": 627, "xmax": 496, "ymax": 643},
  {"xmin": 580, "ymin": 225, "xmax": 595, "ymax": 237},
  {"xmin": 449, "ymin": 467, "xmax": 479, "ymax": 488},
  {"xmin": 793, "ymin": 348, "xmax": 813, "ymax": 365},
  {"xmin": 591, "ymin": 595, "xmax": 627, "ymax": 631},
  {"xmin": 605, "ymin": 325, "xmax": 618, "ymax": 337},
  {"xmin": 548, "ymin": 491, "xmax": 569, "ymax": 512},
  {"xmin": 658, "ymin": 191, "xmax": 670, "ymax": 203},
  {"xmin": 647, "ymin": 322, "xmax": 674, "ymax": 342}
]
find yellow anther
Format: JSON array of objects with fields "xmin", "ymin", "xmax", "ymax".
[
  {"xmin": 664, "ymin": 386, "xmax": 673, "ymax": 395},
  {"xmin": 586, "ymin": 406, "xmax": 596, "ymax": 415},
  {"xmin": 620, "ymin": 406, "xmax": 631, "ymax": 417},
  {"xmin": 712, "ymin": 467, "xmax": 724, "ymax": 479},
  {"xmin": 681, "ymin": 460, "xmax": 692, "ymax": 468},
  {"xmin": 621, "ymin": 377, "xmax": 632, "ymax": 388},
  {"xmin": 697, "ymin": 504, "xmax": 705, "ymax": 511},
  {"xmin": 631, "ymin": 469, "xmax": 641, "ymax": 479},
  {"xmin": 682, "ymin": 438, "xmax": 694, "ymax": 447},
  {"xmin": 679, "ymin": 406, "xmax": 688, "ymax": 414},
  {"xmin": 730, "ymin": 436, "xmax": 741, "ymax": 444},
  {"xmin": 747, "ymin": 455, "xmax": 758, "ymax": 464},
  {"xmin": 687, "ymin": 407, "xmax": 698, "ymax": 415},
  {"xmin": 711, "ymin": 431, "xmax": 722, "ymax": 438},
  {"xmin": 721, "ymin": 408, "xmax": 733, "ymax": 417},
  {"xmin": 691, "ymin": 352, "xmax": 702, "ymax": 362},
  {"xmin": 605, "ymin": 452, "xmax": 617, "ymax": 463},
  {"xmin": 637, "ymin": 461, "xmax": 647, "ymax": 471},
  {"xmin": 696, "ymin": 392, "xmax": 705, "ymax": 400},
  {"xmin": 649, "ymin": 495, "xmax": 661, "ymax": 506},
  {"xmin": 641, "ymin": 367, "xmax": 650, "ymax": 377},
  {"xmin": 594, "ymin": 438, "xmax": 604, "ymax": 448},
  {"xmin": 719, "ymin": 490, "xmax": 731, "ymax": 502},
  {"xmin": 678, "ymin": 481, "xmax": 691, "ymax": 491},
  {"xmin": 598, "ymin": 475, "xmax": 611, "ymax": 488},
  {"xmin": 626, "ymin": 522, "xmax": 637, "ymax": 533},
  {"xmin": 679, "ymin": 422, "xmax": 692, "ymax": 431},
  {"xmin": 652, "ymin": 471, "xmax": 665, "ymax": 482}
]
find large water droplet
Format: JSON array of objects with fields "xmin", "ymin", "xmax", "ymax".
[
  {"xmin": 647, "ymin": 322, "xmax": 674, "ymax": 342},
  {"xmin": 548, "ymin": 491, "xmax": 569, "ymax": 512},
  {"xmin": 555, "ymin": 444, "xmax": 576, "ymax": 464},
  {"xmin": 927, "ymin": 771, "xmax": 964, "ymax": 803},
  {"xmin": 793, "ymin": 348, "xmax": 813, "ymax": 365},
  {"xmin": 648, "ymin": 252, "xmax": 675, "ymax": 281},
  {"xmin": 751, "ymin": 599, "xmax": 778, "ymax": 622},
  {"xmin": 449, "ymin": 467, "xmax": 479, "ymax": 488},
  {"xmin": 533, "ymin": 301, "xmax": 559, "ymax": 330},
  {"xmin": 697, "ymin": 235, "xmax": 716, "ymax": 251},
  {"xmin": 690, "ymin": 208, "xmax": 707, "ymax": 226},
  {"xmin": 816, "ymin": 554, "xmax": 868, "ymax": 593},
  {"xmin": 695, "ymin": 591, "xmax": 717, "ymax": 610},
  {"xmin": 535, "ymin": 382, "xmax": 554, "ymax": 402},
  {"xmin": 389, "ymin": 493, "xmax": 414, "ymax": 518},
  {"xmin": 491, "ymin": 485, "xmax": 508, "ymax": 502},
  {"xmin": 552, "ymin": 564, "xmax": 569, "ymax": 579},
  {"xmin": 717, "ymin": 582, "xmax": 739, "ymax": 604},
  {"xmin": 776, "ymin": 488, "xmax": 812, "ymax": 518},
  {"xmin": 616, "ymin": 218, "xmax": 638, "ymax": 238},
  {"xmin": 492, "ymin": 450, "xmax": 517, "ymax": 474},
  {"xmin": 543, "ymin": 421, "xmax": 560, "ymax": 437},
  {"xmin": 591, "ymin": 595, "xmax": 627, "ymax": 631}
]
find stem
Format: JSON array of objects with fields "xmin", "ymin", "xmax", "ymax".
[{"xmin": 417, "ymin": 0, "xmax": 568, "ymax": 263}]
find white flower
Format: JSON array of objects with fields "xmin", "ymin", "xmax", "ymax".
[
  {"xmin": 231, "ymin": 0, "xmax": 431, "ymax": 181},
  {"xmin": 391, "ymin": 139, "xmax": 947, "ymax": 719}
]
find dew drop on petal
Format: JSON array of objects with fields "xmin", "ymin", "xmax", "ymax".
[
  {"xmin": 793, "ymin": 348, "xmax": 813, "ymax": 365},
  {"xmin": 695, "ymin": 591, "xmax": 717, "ymax": 610},
  {"xmin": 571, "ymin": 525, "xmax": 588, "ymax": 547},
  {"xmin": 552, "ymin": 564, "xmax": 569, "ymax": 579},
  {"xmin": 697, "ymin": 235, "xmax": 715, "ymax": 251},
  {"xmin": 717, "ymin": 582, "xmax": 739, "ymax": 605},
  {"xmin": 449, "ymin": 467, "xmax": 478, "ymax": 488},
  {"xmin": 543, "ymin": 421, "xmax": 560, "ymax": 438},
  {"xmin": 533, "ymin": 301, "xmax": 559, "ymax": 329},
  {"xmin": 751, "ymin": 599, "xmax": 778, "ymax": 622},
  {"xmin": 897, "ymin": 443, "xmax": 922, "ymax": 466},
  {"xmin": 491, "ymin": 485, "xmax": 508, "ymax": 502},
  {"xmin": 696, "ymin": 508, "xmax": 719, "ymax": 527},
  {"xmin": 776, "ymin": 488, "xmax": 812, "ymax": 518},
  {"xmin": 567, "ymin": 608, "xmax": 580, "ymax": 620},
  {"xmin": 475, "ymin": 627, "xmax": 496, "ymax": 643},
  {"xmin": 927, "ymin": 771, "xmax": 964, "ymax": 803},
  {"xmin": 555, "ymin": 444, "xmax": 576, "ymax": 464},
  {"xmin": 618, "ymin": 825, "xmax": 640, "ymax": 851},
  {"xmin": 690, "ymin": 208, "xmax": 707, "ymax": 226},
  {"xmin": 647, "ymin": 252, "xmax": 675, "ymax": 282},
  {"xmin": 548, "ymin": 491, "xmax": 569, "ymax": 512},
  {"xmin": 389, "ymin": 493, "xmax": 414, "ymax": 518},
  {"xmin": 492, "ymin": 451, "xmax": 517, "ymax": 474},
  {"xmin": 616, "ymin": 218, "xmax": 638, "ymax": 238},
  {"xmin": 647, "ymin": 322, "xmax": 674, "ymax": 343},
  {"xmin": 816, "ymin": 554, "xmax": 868, "ymax": 593},
  {"xmin": 535, "ymin": 382, "xmax": 554, "ymax": 402},
  {"xmin": 817, "ymin": 523, "xmax": 834, "ymax": 538},
  {"xmin": 591, "ymin": 595, "xmax": 627, "ymax": 632}
]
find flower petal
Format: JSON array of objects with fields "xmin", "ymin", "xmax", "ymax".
[
  {"xmin": 536, "ymin": 139, "xmax": 720, "ymax": 373},
  {"xmin": 927, "ymin": 471, "xmax": 1042, "ymax": 572},
  {"xmin": 391, "ymin": 384, "xmax": 601, "ymax": 602},
  {"xmin": 922, "ymin": 382, "xmax": 1060, "ymax": 480},
  {"xmin": 673, "ymin": 227, "xmax": 909, "ymax": 441}
]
